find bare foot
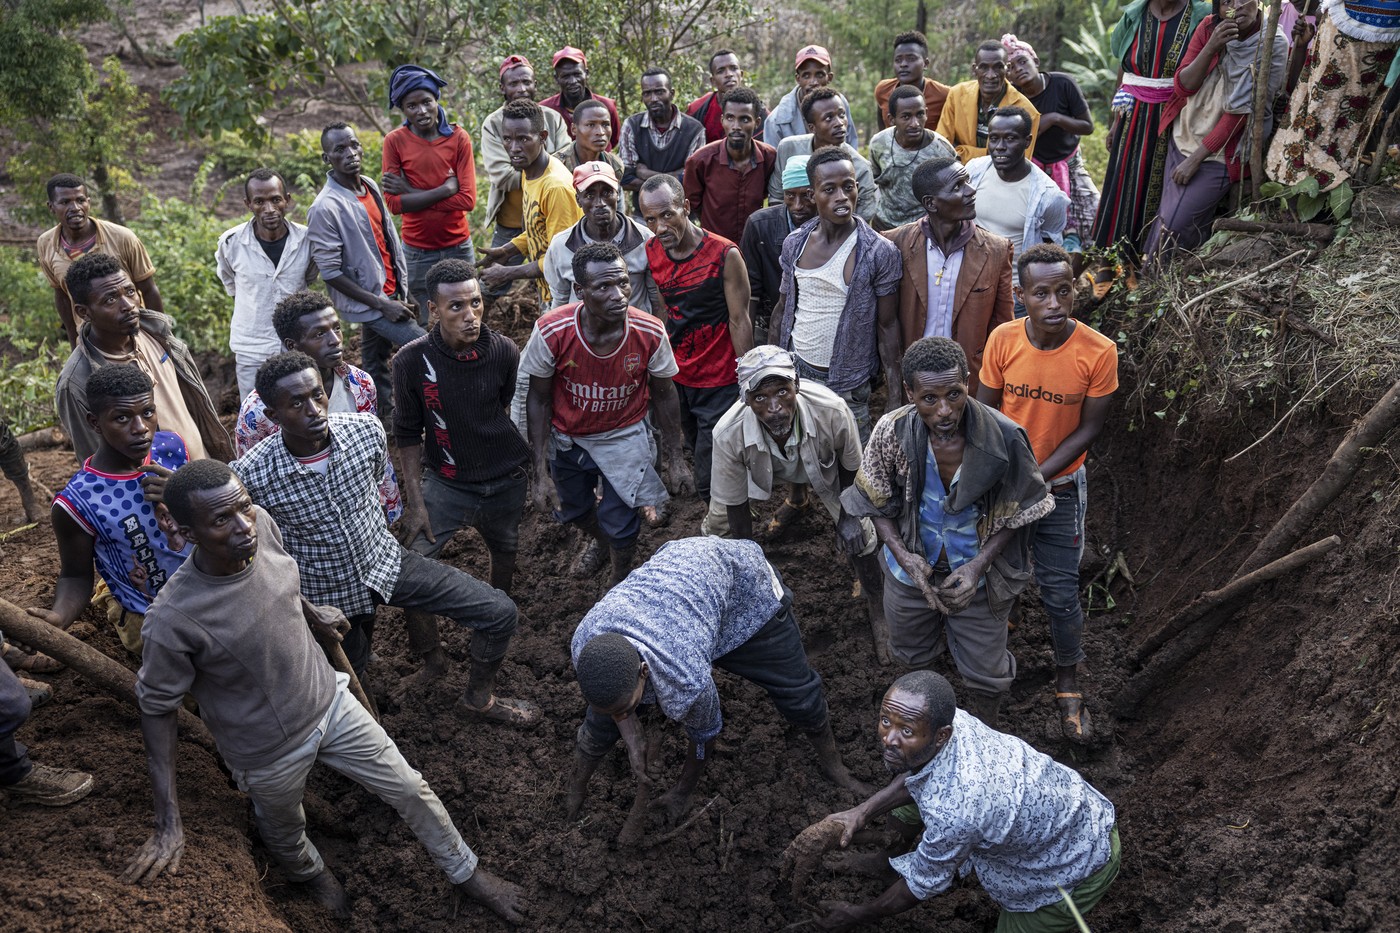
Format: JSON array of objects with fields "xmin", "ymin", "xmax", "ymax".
[
  {"xmin": 301, "ymin": 868, "xmax": 350, "ymax": 919},
  {"xmin": 454, "ymin": 867, "xmax": 526, "ymax": 924},
  {"xmin": 455, "ymin": 695, "xmax": 541, "ymax": 727}
]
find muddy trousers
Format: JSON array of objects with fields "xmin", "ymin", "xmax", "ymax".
[
  {"xmin": 881, "ymin": 560, "xmax": 1016, "ymax": 695},
  {"xmin": 996, "ymin": 826, "xmax": 1121, "ymax": 932},
  {"xmin": 0, "ymin": 659, "xmax": 33, "ymax": 785},
  {"xmin": 231, "ymin": 675, "xmax": 477, "ymax": 884},
  {"xmin": 1032, "ymin": 468, "xmax": 1088, "ymax": 668},
  {"xmin": 676, "ymin": 381, "xmax": 739, "ymax": 503},
  {"xmin": 344, "ymin": 547, "xmax": 519, "ymax": 675},
  {"xmin": 575, "ymin": 586, "xmax": 828, "ymax": 758}
]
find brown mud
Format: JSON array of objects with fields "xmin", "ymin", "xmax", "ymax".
[{"xmin": 3, "ymin": 290, "xmax": 1397, "ymax": 932}]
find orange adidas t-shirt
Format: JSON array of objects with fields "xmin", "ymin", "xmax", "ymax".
[{"xmin": 979, "ymin": 319, "xmax": 1119, "ymax": 481}]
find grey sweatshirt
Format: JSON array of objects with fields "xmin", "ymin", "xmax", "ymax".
[{"xmin": 136, "ymin": 506, "xmax": 337, "ymax": 769}]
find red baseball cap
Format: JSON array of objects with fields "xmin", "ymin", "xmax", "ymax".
[
  {"xmin": 499, "ymin": 55, "xmax": 532, "ymax": 78},
  {"xmin": 553, "ymin": 46, "xmax": 587, "ymax": 68},
  {"xmin": 573, "ymin": 161, "xmax": 620, "ymax": 192},
  {"xmin": 795, "ymin": 44, "xmax": 832, "ymax": 68}
]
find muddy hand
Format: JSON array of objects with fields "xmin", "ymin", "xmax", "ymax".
[
  {"xmin": 650, "ymin": 785, "xmax": 693, "ymax": 825},
  {"xmin": 815, "ymin": 900, "xmax": 864, "ymax": 931},
  {"xmin": 122, "ymin": 827, "xmax": 186, "ymax": 884},
  {"xmin": 935, "ymin": 564, "xmax": 979, "ymax": 614}
]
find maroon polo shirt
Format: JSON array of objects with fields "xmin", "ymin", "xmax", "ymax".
[
  {"xmin": 539, "ymin": 92, "xmax": 621, "ymax": 149},
  {"xmin": 683, "ymin": 138, "xmax": 776, "ymax": 243}
]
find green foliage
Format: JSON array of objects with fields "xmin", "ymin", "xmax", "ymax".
[
  {"xmin": 1061, "ymin": 2, "xmax": 1119, "ymax": 119},
  {"xmin": 0, "ymin": 0, "xmax": 108, "ymax": 117},
  {"xmin": 207, "ymin": 128, "xmax": 384, "ymax": 200},
  {"xmin": 164, "ymin": 0, "xmax": 512, "ymax": 146},
  {"xmin": 125, "ymin": 165, "xmax": 242, "ymax": 354},
  {"xmin": 0, "ymin": 246, "xmax": 66, "ymax": 433},
  {"xmin": 1, "ymin": 40, "xmax": 152, "ymax": 225}
]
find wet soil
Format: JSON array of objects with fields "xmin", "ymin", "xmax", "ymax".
[{"xmin": 3, "ymin": 293, "xmax": 1397, "ymax": 931}]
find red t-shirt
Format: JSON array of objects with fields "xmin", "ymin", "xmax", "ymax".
[
  {"xmin": 356, "ymin": 188, "xmax": 398, "ymax": 297},
  {"xmin": 380, "ymin": 125, "xmax": 477, "ymax": 249},
  {"xmin": 647, "ymin": 231, "xmax": 737, "ymax": 389},
  {"xmin": 520, "ymin": 303, "xmax": 680, "ymax": 436}
]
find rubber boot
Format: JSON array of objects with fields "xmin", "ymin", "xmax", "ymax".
[
  {"xmin": 564, "ymin": 747, "xmax": 605, "ymax": 820},
  {"xmin": 964, "ymin": 690, "xmax": 1003, "ymax": 728},
  {"xmin": 569, "ymin": 511, "xmax": 609, "ymax": 578},
  {"xmin": 488, "ymin": 550, "xmax": 517, "ymax": 595},
  {"xmin": 852, "ymin": 553, "xmax": 892, "ymax": 666},
  {"xmin": 403, "ymin": 609, "xmax": 449, "ymax": 682},
  {"xmin": 608, "ymin": 544, "xmax": 637, "ymax": 588},
  {"xmin": 805, "ymin": 721, "xmax": 871, "ymax": 794}
]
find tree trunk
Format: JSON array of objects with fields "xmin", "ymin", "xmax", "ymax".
[
  {"xmin": 1235, "ymin": 379, "xmax": 1400, "ymax": 577},
  {"xmin": 1249, "ymin": 1, "xmax": 1283, "ymax": 199}
]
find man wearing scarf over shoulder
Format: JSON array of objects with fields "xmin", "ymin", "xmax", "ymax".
[{"xmin": 381, "ymin": 64, "xmax": 479, "ymax": 324}]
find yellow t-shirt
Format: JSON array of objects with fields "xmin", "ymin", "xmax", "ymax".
[
  {"xmin": 509, "ymin": 156, "xmax": 583, "ymax": 305},
  {"xmin": 978, "ymin": 319, "xmax": 1118, "ymax": 481}
]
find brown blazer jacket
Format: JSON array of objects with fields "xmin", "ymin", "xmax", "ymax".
[{"xmin": 884, "ymin": 220, "xmax": 1014, "ymax": 390}]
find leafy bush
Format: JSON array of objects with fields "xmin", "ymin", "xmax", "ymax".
[
  {"xmin": 0, "ymin": 245, "xmax": 66, "ymax": 432},
  {"xmin": 1062, "ymin": 3, "xmax": 1120, "ymax": 120}
]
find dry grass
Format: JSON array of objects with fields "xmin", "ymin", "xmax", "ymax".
[{"xmin": 1088, "ymin": 193, "xmax": 1400, "ymax": 435}]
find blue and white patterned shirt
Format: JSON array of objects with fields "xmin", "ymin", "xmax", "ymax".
[
  {"xmin": 570, "ymin": 538, "xmax": 783, "ymax": 744},
  {"xmin": 893, "ymin": 710, "xmax": 1117, "ymax": 912},
  {"xmin": 231, "ymin": 412, "xmax": 401, "ymax": 617}
]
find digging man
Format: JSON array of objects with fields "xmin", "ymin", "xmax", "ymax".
[
  {"xmin": 565, "ymin": 536, "xmax": 869, "ymax": 836},
  {"xmin": 793, "ymin": 670, "xmax": 1119, "ymax": 932}
]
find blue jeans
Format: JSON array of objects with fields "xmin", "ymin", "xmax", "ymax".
[
  {"xmin": 358, "ymin": 314, "xmax": 428, "ymax": 416},
  {"xmin": 792, "ymin": 354, "xmax": 874, "ymax": 444},
  {"xmin": 1033, "ymin": 467, "xmax": 1088, "ymax": 668},
  {"xmin": 550, "ymin": 444, "xmax": 641, "ymax": 549},
  {"xmin": 485, "ymin": 225, "xmax": 523, "ymax": 299},
  {"xmin": 0, "ymin": 659, "xmax": 32, "ymax": 785},
  {"xmin": 404, "ymin": 241, "xmax": 477, "ymax": 327},
  {"xmin": 575, "ymin": 580, "xmax": 828, "ymax": 758}
]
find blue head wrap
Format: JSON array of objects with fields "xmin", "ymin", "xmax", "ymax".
[{"xmin": 388, "ymin": 65, "xmax": 453, "ymax": 136}]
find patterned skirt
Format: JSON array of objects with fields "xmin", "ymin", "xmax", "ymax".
[{"xmin": 1266, "ymin": 15, "xmax": 1400, "ymax": 190}]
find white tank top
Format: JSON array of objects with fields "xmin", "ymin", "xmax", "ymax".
[{"xmin": 792, "ymin": 227, "xmax": 858, "ymax": 369}]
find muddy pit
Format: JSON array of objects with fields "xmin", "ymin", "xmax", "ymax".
[{"xmin": 2, "ymin": 322, "xmax": 1397, "ymax": 933}]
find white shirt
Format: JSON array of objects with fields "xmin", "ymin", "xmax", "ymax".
[
  {"xmin": 971, "ymin": 170, "xmax": 1036, "ymax": 284},
  {"xmin": 215, "ymin": 219, "xmax": 316, "ymax": 356}
]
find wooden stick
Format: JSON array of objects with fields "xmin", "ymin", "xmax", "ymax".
[
  {"xmin": 1213, "ymin": 218, "xmax": 1334, "ymax": 244},
  {"xmin": 0, "ymin": 595, "xmax": 214, "ymax": 749},
  {"xmin": 1134, "ymin": 534, "xmax": 1341, "ymax": 664},
  {"xmin": 642, "ymin": 796, "xmax": 719, "ymax": 848},
  {"xmin": 1175, "ymin": 248, "xmax": 1309, "ymax": 328},
  {"xmin": 1249, "ymin": 0, "xmax": 1284, "ymax": 198},
  {"xmin": 1235, "ymin": 379, "xmax": 1400, "ymax": 577},
  {"xmin": 1223, "ymin": 363, "xmax": 1349, "ymax": 463},
  {"xmin": 314, "ymin": 631, "xmax": 379, "ymax": 722}
]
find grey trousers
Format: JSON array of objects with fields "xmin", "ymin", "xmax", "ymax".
[{"xmin": 881, "ymin": 559, "xmax": 1016, "ymax": 695}]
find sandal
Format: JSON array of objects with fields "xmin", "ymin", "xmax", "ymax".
[
  {"xmin": 456, "ymin": 695, "xmax": 541, "ymax": 728},
  {"xmin": 4, "ymin": 645, "xmax": 63, "ymax": 674},
  {"xmin": 763, "ymin": 496, "xmax": 812, "ymax": 539},
  {"xmin": 1056, "ymin": 692, "xmax": 1093, "ymax": 743}
]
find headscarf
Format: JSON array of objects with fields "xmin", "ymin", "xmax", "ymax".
[
  {"xmin": 1001, "ymin": 34, "xmax": 1038, "ymax": 62},
  {"xmin": 781, "ymin": 154, "xmax": 812, "ymax": 190},
  {"xmin": 388, "ymin": 64, "xmax": 453, "ymax": 137}
]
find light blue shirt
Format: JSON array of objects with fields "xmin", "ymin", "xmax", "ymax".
[
  {"xmin": 570, "ymin": 538, "xmax": 783, "ymax": 744},
  {"xmin": 892, "ymin": 710, "xmax": 1117, "ymax": 911},
  {"xmin": 883, "ymin": 447, "xmax": 980, "ymax": 585}
]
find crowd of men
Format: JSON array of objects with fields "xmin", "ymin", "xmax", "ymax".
[{"xmin": 6, "ymin": 28, "xmax": 1242, "ymax": 931}]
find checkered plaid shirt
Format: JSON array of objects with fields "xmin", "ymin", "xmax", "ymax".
[{"xmin": 231, "ymin": 412, "xmax": 401, "ymax": 617}]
